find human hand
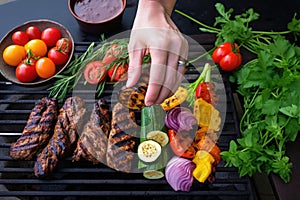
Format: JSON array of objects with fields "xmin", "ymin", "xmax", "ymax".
[{"xmin": 126, "ymin": 0, "xmax": 189, "ymax": 106}]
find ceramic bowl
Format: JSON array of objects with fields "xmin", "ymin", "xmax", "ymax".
[
  {"xmin": 0, "ymin": 19, "xmax": 74, "ymax": 86},
  {"xmin": 68, "ymin": 0, "xmax": 126, "ymax": 35}
]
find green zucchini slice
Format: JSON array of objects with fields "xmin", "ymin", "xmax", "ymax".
[
  {"xmin": 138, "ymin": 140, "xmax": 162, "ymax": 163},
  {"xmin": 143, "ymin": 170, "xmax": 164, "ymax": 179},
  {"xmin": 146, "ymin": 130, "xmax": 169, "ymax": 147}
]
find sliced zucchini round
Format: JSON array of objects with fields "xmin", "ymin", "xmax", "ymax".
[
  {"xmin": 138, "ymin": 140, "xmax": 162, "ymax": 163},
  {"xmin": 143, "ymin": 170, "xmax": 164, "ymax": 179},
  {"xmin": 146, "ymin": 130, "xmax": 169, "ymax": 147}
]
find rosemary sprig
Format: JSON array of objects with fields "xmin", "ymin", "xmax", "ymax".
[
  {"xmin": 48, "ymin": 42, "xmax": 95, "ymax": 102},
  {"xmin": 48, "ymin": 38, "xmax": 131, "ymax": 102}
]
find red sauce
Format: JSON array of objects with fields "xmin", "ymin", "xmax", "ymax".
[{"xmin": 74, "ymin": 0, "xmax": 123, "ymax": 23}]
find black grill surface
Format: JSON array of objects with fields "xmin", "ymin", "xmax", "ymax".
[{"xmin": 0, "ymin": 37, "xmax": 255, "ymax": 200}]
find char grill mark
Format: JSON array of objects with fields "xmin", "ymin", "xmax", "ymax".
[
  {"xmin": 9, "ymin": 97, "xmax": 58, "ymax": 160},
  {"xmin": 34, "ymin": 96, "xmax": 87, "ymax": 178},
  {"xmin": 72, "ymin": 99, "xmax": 111, "ymax": 164},
  {"xmin": 106, "ymin": 102, "xmax": 139, "ymax": 173}
]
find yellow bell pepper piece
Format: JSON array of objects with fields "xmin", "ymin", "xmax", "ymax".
[
  {"xmin": 161, "ymin": 86, "xmax": 188, "ymax": 111},
  {"xmin": 193, "ymin": 98, "xmax": 221, "ymax": 131},
  {"xmin": 192, "ymin": 150, "xmax": 215, "ymax": 183}
]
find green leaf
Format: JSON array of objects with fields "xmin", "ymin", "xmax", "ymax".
[
  {"xmin": 287, "ymin": 13, "xmax": 300, "ymax": 36},
  {"xmin": 284, "ymin": 118, "xmax": 300, "ymax": 142},
  {"xmin": 279, "ymin": 104, "xmax": 299, "ymax": 118},
  {"xmin": 262, "ymin": 100, "xmax": 280, "ymax": 115}
]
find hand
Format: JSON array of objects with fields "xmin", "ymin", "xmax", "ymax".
[{"xmin": 126, "ymin": 0, "xmax": 188, "ymax": 106}]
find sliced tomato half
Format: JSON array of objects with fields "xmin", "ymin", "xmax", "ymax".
[{"xmin": 84, "ymin": 61, "xmax": 107, "ymax": 84}]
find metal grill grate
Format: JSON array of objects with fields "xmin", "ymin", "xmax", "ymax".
[{"xmin": 0, "ymin": 38, "xmax": 255, "ymax": 199}]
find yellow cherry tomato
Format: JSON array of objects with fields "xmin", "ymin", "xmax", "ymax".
[
  {"xmin": 24, "ymin": 39, "xmax": 48, "ymax": 57},
  {"xmin": 35, "ymin": 57, "xmax": 56, "ymax": 79},
  {"xmin": 2, "ymin": 45, "xmax": 26, "ymax": 66}
]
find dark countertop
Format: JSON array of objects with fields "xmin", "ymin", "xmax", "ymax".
[{"xmin": 0, "ymin": 0, "xmax": 300, "ymax": 199}]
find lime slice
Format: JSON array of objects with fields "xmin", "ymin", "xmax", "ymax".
[
  {"xmin": 146, "ymin": 130, "xmax": 169, "ymax": 147},
  {"xmin": 143, "ymin": 170, "xmax": 164, "ymax": 179}
]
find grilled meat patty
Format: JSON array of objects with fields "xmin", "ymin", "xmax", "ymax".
[
  {"xmin": 106, "ymin": 102, "xmax": 139, "ymax": 173},
  {"xmin": 34, "ymin": 96, "xmax": 87, "ymax": 178},
  {"xmin": 72, "ymin": 99, "xmax": 111, "ymax": 164},
  {"xmin": 10, "ymin": 97, "xmax": 58, "ymax": 160}
]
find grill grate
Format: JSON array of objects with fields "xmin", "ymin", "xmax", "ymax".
[{"xmin": 0, "ymin": 38, "xmax": 255, "ymax": 200}]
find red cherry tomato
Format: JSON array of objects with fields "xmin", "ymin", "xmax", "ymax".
[
  {"xmin": 12, "ymin": 31, "xmax": 29, "ymax": 46},
  {"xmin": 107, "ymin": 62, "xmax": 128, "ymax": 82},
  {"xmin": 84, "ymin": 61, "xmax": 107, "ymax": 84},
  {"xmin": 25, "ymin": 26, "xmax": 42, "ymax": 40},
  {"xmin": 212, "ymin": 42, "xmax": 242, "ymax": 71},
  {"xmin": 41, "ymin": 27, "xmax": 61, "ymax": 47},
  {"xmin": 219, "ymin": 52, "xmax": 242, "ymax": 71},
  {"xmin": 16, "ymin": 59, "xmax": 38, "ymax": 82},
  {"xmin": 56, "ymin": 38, "xmax": 72, "ymax": 53},
  {"xmin": 48, "ymin": 47, "xmax": 69, "ymax": 66}
]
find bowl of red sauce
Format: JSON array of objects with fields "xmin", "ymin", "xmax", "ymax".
[{"xmin": 68, "ymin": 0, "xmax": 126, "ymax": 35}]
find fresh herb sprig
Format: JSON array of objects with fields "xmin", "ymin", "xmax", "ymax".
[
  {"xmin": 175, "ymin": 3, "xmax": 300, "ymax": 54},
  {"xmin": 48, "ymin": 38, "xmax": 130, "ymax": 102},
  {"xmin": 222, "ymin": 35, "xmax": 300, "ymax": 183},
  {"xmin": 48, "ymin": 42, "xmax": 95, "ymax": 102},
  {"xmin": 176, "ymin": 3, "xmax": 300, "ymax": 183}
]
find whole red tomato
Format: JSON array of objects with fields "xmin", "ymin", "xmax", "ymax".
[
  {"xmin": 12, "ymin": 31, "xmax": 29, "ymax": 46},
  {"xmin": 48, "ymin": 47, "xmax": 69, "ymax": 66},
  {"xmin": 16, "ymin": 59, "xmax": 38, "ymax": 82},
  {"xmin": 26, "ymin": 26, "xmax": 42, "ymax": 40},
  {"xmin": 84, "ymin": 61, "xmax": 107, "ymax": 84},
  {"xmin": 107, "ymin": 62, "xmax": 128, "ymax": 82},
  {"xmin": 41, "ymin": 27, "xmax": 61, "ymax": 47},
  {"xmin": 212, "ymin": 42, "xmax": 242, "ymax": 71},
  {"xmin": 56, "ymin": 38, "xmax": 72, "ymax": 53}
]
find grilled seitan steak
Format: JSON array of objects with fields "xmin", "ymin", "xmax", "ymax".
[
  {"xmin": 10, "ymin": 97, "xmax": 58, "ymax": 160},
  {"xmin": 106, "ymin": 102, "xmax": 139, "ymax": 173},
  {"xmin": 34, "ymin": 96, "xmax": 87, "ymax": 178},
  {"xmin": 72, "ymin": 99, "xmax": 111, "ymax": 164}
]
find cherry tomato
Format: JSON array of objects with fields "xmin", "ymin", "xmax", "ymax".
[
  {"xmin": 107, "ymin": 62, "xmax": 128, "ymax": 82},
  {"xmin": 35, "ymin": 57, "xmax": 56, "ymax": 79},
  {"xmin": 219, "ymin": 52, "xmax": 242, "ymax": 71},
  {"xmin": 56, "ymin": 38, "xmax": 72, "ymax": 53},
  {"xmin": 212, "ymin": 42, "xmax": 242, "ymax": 71},
  {"xmin": 16, "ymin": 59, "xmax": 38, "ymax": 82},
  {"xmin": 102, "ymin": 43, "xmax": 119, "ymax": 64},
  {"xmin": 2, "ymin": 45, "xmax": 27, "ymax": 66},
  {"xmin": 26, "ymin": 26, "xmax": 42, "ymax": 40},
  {"xmin": 48, "ymin": 47, "xmax": 69, "ymax": 66},
  {"xmin": 24, "ymin": 39, "xmax": 48, "ymax": 57},
  {"xmin": 41, "ymin": 27, "xmax": 61, "ymax": 47},
  {"xmin": 84, "ymin": 61, "xmax": 107, "ymax": 84},
  {"xmin": 12, "ymin": 31, "xmax": 29, "ymax": 46}
]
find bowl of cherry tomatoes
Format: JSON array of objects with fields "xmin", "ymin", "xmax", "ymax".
[{"xmin": 0, "ymin": 19, "xmax": 74, "ymax": 85}]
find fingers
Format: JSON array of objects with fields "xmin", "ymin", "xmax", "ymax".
[
  {"xmin": 126, "ymin": 49, "xmax": 144, "ymax": 88},
  {"xmin": 144, "ymin": 49, "xmax": 168, "ymax": 106}
]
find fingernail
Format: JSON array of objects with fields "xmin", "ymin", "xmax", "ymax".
[{"xmin": 145, "ymin": 101, "xmax": 154, "ymax": 107}]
